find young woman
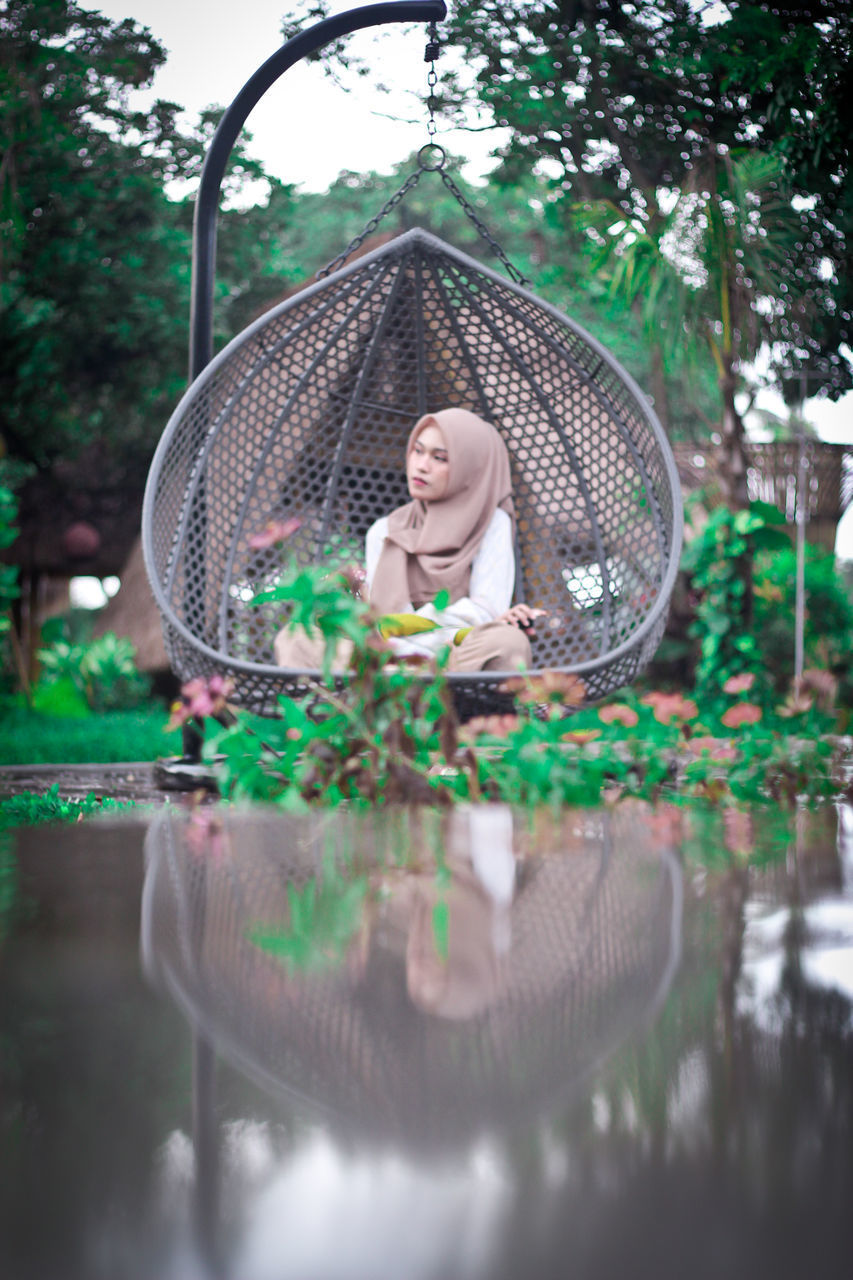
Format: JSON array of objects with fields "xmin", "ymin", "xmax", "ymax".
[{"xmin": 274, "ymin": 407, "xmax": 541, "ymax": 671}]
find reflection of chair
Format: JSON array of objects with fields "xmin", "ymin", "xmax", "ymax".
[
  {"xmin": 141, "ymin": 806, "xmax": 682, "ymax": 1150},
  {"xmin": 142, "ymin": 229, "xmax": 683, "ymax": 718}
]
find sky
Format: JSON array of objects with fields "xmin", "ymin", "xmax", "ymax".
[
  {"xmin": 83, "ymin": 0, "xmax": 500, "ymax": 193},
  {"xmin": 80, "ymin": 0, "xmax": 852, "ymax": 556}
]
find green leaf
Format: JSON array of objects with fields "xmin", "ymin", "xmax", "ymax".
[
  {"xmin": 749, "ymin": 500, "xmax": 787, "ymax": 527},
  {"xmin": 751, "ymin": 526, "xmax": 791, "ymax": 552},
  {"xmin": 707, "ymin": 613, "xmax": 731, "ymax": 636}
]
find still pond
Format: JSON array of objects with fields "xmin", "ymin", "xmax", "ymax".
[{"xmin": 1, "ymin": 800, "xmax": 852, "ymax": 1279}]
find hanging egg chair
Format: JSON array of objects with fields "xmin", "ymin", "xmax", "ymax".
[{"xmin": 142, "ymin": 2, "xmax": 683, "ymax": 721}]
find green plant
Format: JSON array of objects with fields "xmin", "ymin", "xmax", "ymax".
[
  {"xmin": 0, "ymin": 460, "xmax": 26, "ymax": 694},
  {"xmin": 0, "ymin": 784, "xmax": 135, "ymax": 833},
  {"xmin": 37, "ymin": 631, "xmax": 151, "ymax": 712},
  {"xmin": 176, "ymin": 554, "xmax": 473, "ymax": 808},
  {"xmin": 752, "ymin": 543, "xmax": 853, "ymax": 699},
  {"xmin": 169, "ymin": 520, "xmax": 849, "ymax": 813},
  {"xmin": 0, "ymin": 473, "xmax": 19, "ymax": 631},
  {"xmin": 680, "ymin": 498, "xmax": 791, "ymax": 701},
  {"xmin": 249, "ymin": 865, "xmax": 369, "ymax": 976}
]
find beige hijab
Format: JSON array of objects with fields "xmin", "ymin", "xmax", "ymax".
[{"xmin": 370, "ymin": 408, "xmax": 515, "ymax": 614}]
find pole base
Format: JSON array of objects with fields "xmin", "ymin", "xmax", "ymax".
[{"xmin": 153, "ymin": 756, "xmax": 221, "ymax": 793}]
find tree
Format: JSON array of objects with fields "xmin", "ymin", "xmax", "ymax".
[
  {"xmin": 0, "ymin": 0, "xmax": 284, "ymax": 476},
  {"xmin": 581, "ymin": 148, "xmax": 805, "ymax": 505},
  {"xmin": 432, "ymin": 0, "xmax": 852, "ymax": 490},
  {"xmin": 1, "ymin": 0, "xmax": 190, "ymax": 472},
  {"xmin": 704, "ymin": 0, "xmax": 853, "ymax": 403},
  {"xmin": 0, "ymin": 0, "xmax": 300, "ymax": 689}
]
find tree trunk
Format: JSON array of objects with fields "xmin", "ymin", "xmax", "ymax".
[
  {"xmin": 717, "ymin": 356, "xmax": 754, "ymax": 633},
  {"xmin": 717, "ymin": 357, "xmax": 750, "ymax": 510}
]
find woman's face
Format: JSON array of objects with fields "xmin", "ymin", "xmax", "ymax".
[{"xmin": 407, "ymin": 423, "xmax": 450, "ymax": 502}]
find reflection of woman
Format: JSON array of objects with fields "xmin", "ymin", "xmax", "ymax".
[
  {"xmin": 347, "ymin": 806, "xmax": 518, "ymax": 1022},
  {"xmin": 274, "ymin": 408, "xmax": 541, "ymax": 672}
]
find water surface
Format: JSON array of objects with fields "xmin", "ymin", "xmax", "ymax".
[{"xmin": 1, "ymin": 800, "xmax": 851, "ymax": 1279}]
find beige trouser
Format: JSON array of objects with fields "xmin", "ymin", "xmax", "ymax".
[{"xmin": 273, "ymin": 619, "xmax": 531, "ymax": 673}]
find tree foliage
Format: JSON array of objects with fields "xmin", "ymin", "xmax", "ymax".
[
  {"xmin": 0, "ymin": 0, "xmax": 289, "ymax": 478},
  {"xmin": 1, "ymin": 0, "xmax": 190, "ymax": 469},
  {"xmin": 414, "ymin": 0, "xmax": 851, "ymax": 502},
  {"xmin": 5, "ymin": 0, "xmax": 847, "ymax": 521}
]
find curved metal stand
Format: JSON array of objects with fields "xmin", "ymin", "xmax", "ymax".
[
  {"xmin": 163, "ymin": 1, "xmax": 446, "ymax": 774},
  {"xmin": 190, "ymin": 0, "xmax": 448, "ymax": 381}
]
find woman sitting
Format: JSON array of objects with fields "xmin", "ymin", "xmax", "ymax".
[{"xmin": 274, "ymin": 407, "xmax": 541, "ymax": 672}]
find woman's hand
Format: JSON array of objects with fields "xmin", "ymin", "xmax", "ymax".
[{"xmin": 499, "ymin": 604, "xmax": 546, "ymax": 633}]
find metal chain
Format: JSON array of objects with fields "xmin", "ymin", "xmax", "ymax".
[
  {"xmin": 316, "ymin": 20, "xmax": 529, "ymax": 287},
  {"xmin": 438, "ymin": 168, "xmax": 530, "ymax": 286},
  {"xmin": 316, "ymin": 168, "xmax": 427, "ymax": 278},
  {"xmin": 424, "ymin": 20, "xmax": 440, "ymax": 141}
]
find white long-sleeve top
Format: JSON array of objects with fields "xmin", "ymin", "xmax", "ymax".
[{"xmin": 365, "ymin": 508, "xmax": 515, "ymax": 657}]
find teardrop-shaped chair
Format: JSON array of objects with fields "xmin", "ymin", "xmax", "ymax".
[{"xmin": 142, "ymin": 227, "xmax": 683, "ymax": 718}]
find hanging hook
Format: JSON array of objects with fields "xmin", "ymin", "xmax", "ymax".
[{"xmin": 424, "ymin": 19, "xmax": 441, "ymax": 63}]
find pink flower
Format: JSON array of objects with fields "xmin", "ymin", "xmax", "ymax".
[
  {"xmin": 560, "ymin": 728, "xmax": 601, "ymax": 745},
  {"xmin": 641, "ymin": 691, "xmax": 699, "ymax": 724},
  {"xmin": 723, "ymin": 807, "xmax": 755, "ymax": 856},
  {"xmin": 723, "ymin": 672, "xmax": 756, "ymax": 695},
  {"xmin": 721, "ymin": 702, "xmax": 762, "ymax": 729},
  {"xmin": 499, "ymin": 670, "xmax": 587, "ymax": 707},
  {"xmin": 598, "ymin": 703, "xmax": 639, "ymax": 727},
  {"xmin": 460, "ymin": 713, "xmax": 521, "ymax": 741},
  {"xmin": 338, "ymin": 563, "xmax": 367, "ymax": 597},
  {"xmin": 167, "ymin": 674, "xmax": 235, "ymax": 730},
  {"xmin": 644, "ymin": 804, "xmax": 683, "ymax": 845},
  {"xmin": 777, "ymin": 690, "xmax": 813, "ymax": 718},
  {"xmin": 185, "ymin": 811, "xmax": 226, "ymax": 860},
  {"xmin": 800, "ymin": 667, "xmax": 838, "ymax": 709},
  {"xmin": 249, "ymin": 516, "xmax": 301, "ymax": 550}
]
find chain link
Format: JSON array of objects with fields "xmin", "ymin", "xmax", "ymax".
[{"xmin": 425, "ymin": 20, "xmax": 439, "ymax": 141}]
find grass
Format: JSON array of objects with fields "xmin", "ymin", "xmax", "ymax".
[{"xmin": 0, "ymin": 701, "xmax": 183, "ymax": 765}]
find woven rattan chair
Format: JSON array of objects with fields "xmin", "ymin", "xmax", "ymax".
[
  {"xmin": 141, "ymin": 2, "xmax": 682, "ymax": 722},
  {"xmin": 143, "ymin": 228, "xmax": 682, "ymax": 719}
]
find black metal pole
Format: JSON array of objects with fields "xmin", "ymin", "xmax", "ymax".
[
  {"xmin": 191, "ymin": 1029, "xmax": 222, "ymax": 1277},
  {"xmin": 190, "ymin": 0, "xmax": 447, "ymax": 382}
]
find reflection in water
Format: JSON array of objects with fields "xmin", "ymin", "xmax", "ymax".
[
  {"xmin": 142, "ymin": 805, "xmax": 682, "ymax": 1146},
  {"xmin": 3, "ymin": 804, "xmax": 853, "ymax": 1279},
  {"xmin": 142, "ymin": 804, "xmax": 682, "ymax": 1276}
]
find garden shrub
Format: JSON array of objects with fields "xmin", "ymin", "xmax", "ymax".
[
  {"xmin": 37, "ymin": 630, "xmax": 151, "ymax": 712},
  {"xmin": 680, "ymin": 495, "xmax": 853, "ymax": 709},
  {"xmin": 752, "ymin": 544, "xmax": 853, "ymax": 700}
]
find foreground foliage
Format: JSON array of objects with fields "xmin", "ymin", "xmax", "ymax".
[{"xmin": 168, "ymin": 534, "xmax": 850, "ymax": 813}]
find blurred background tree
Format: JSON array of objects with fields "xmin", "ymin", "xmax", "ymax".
[
  {"xmin": 0, "ymin": 0, "xmax": 290, "ymax": 476},
  {"xmin": 432, "ymin": 0, "xmax": 852, "ymax": 505}
]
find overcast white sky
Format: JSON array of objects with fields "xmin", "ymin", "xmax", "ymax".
[
  {"xmin": 83, "ymin": 0, "xmax": 499, "ymax": 191},
  {"xmin": 81, "ymin": 0, "xmax": 852, "ymax": 553}
]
